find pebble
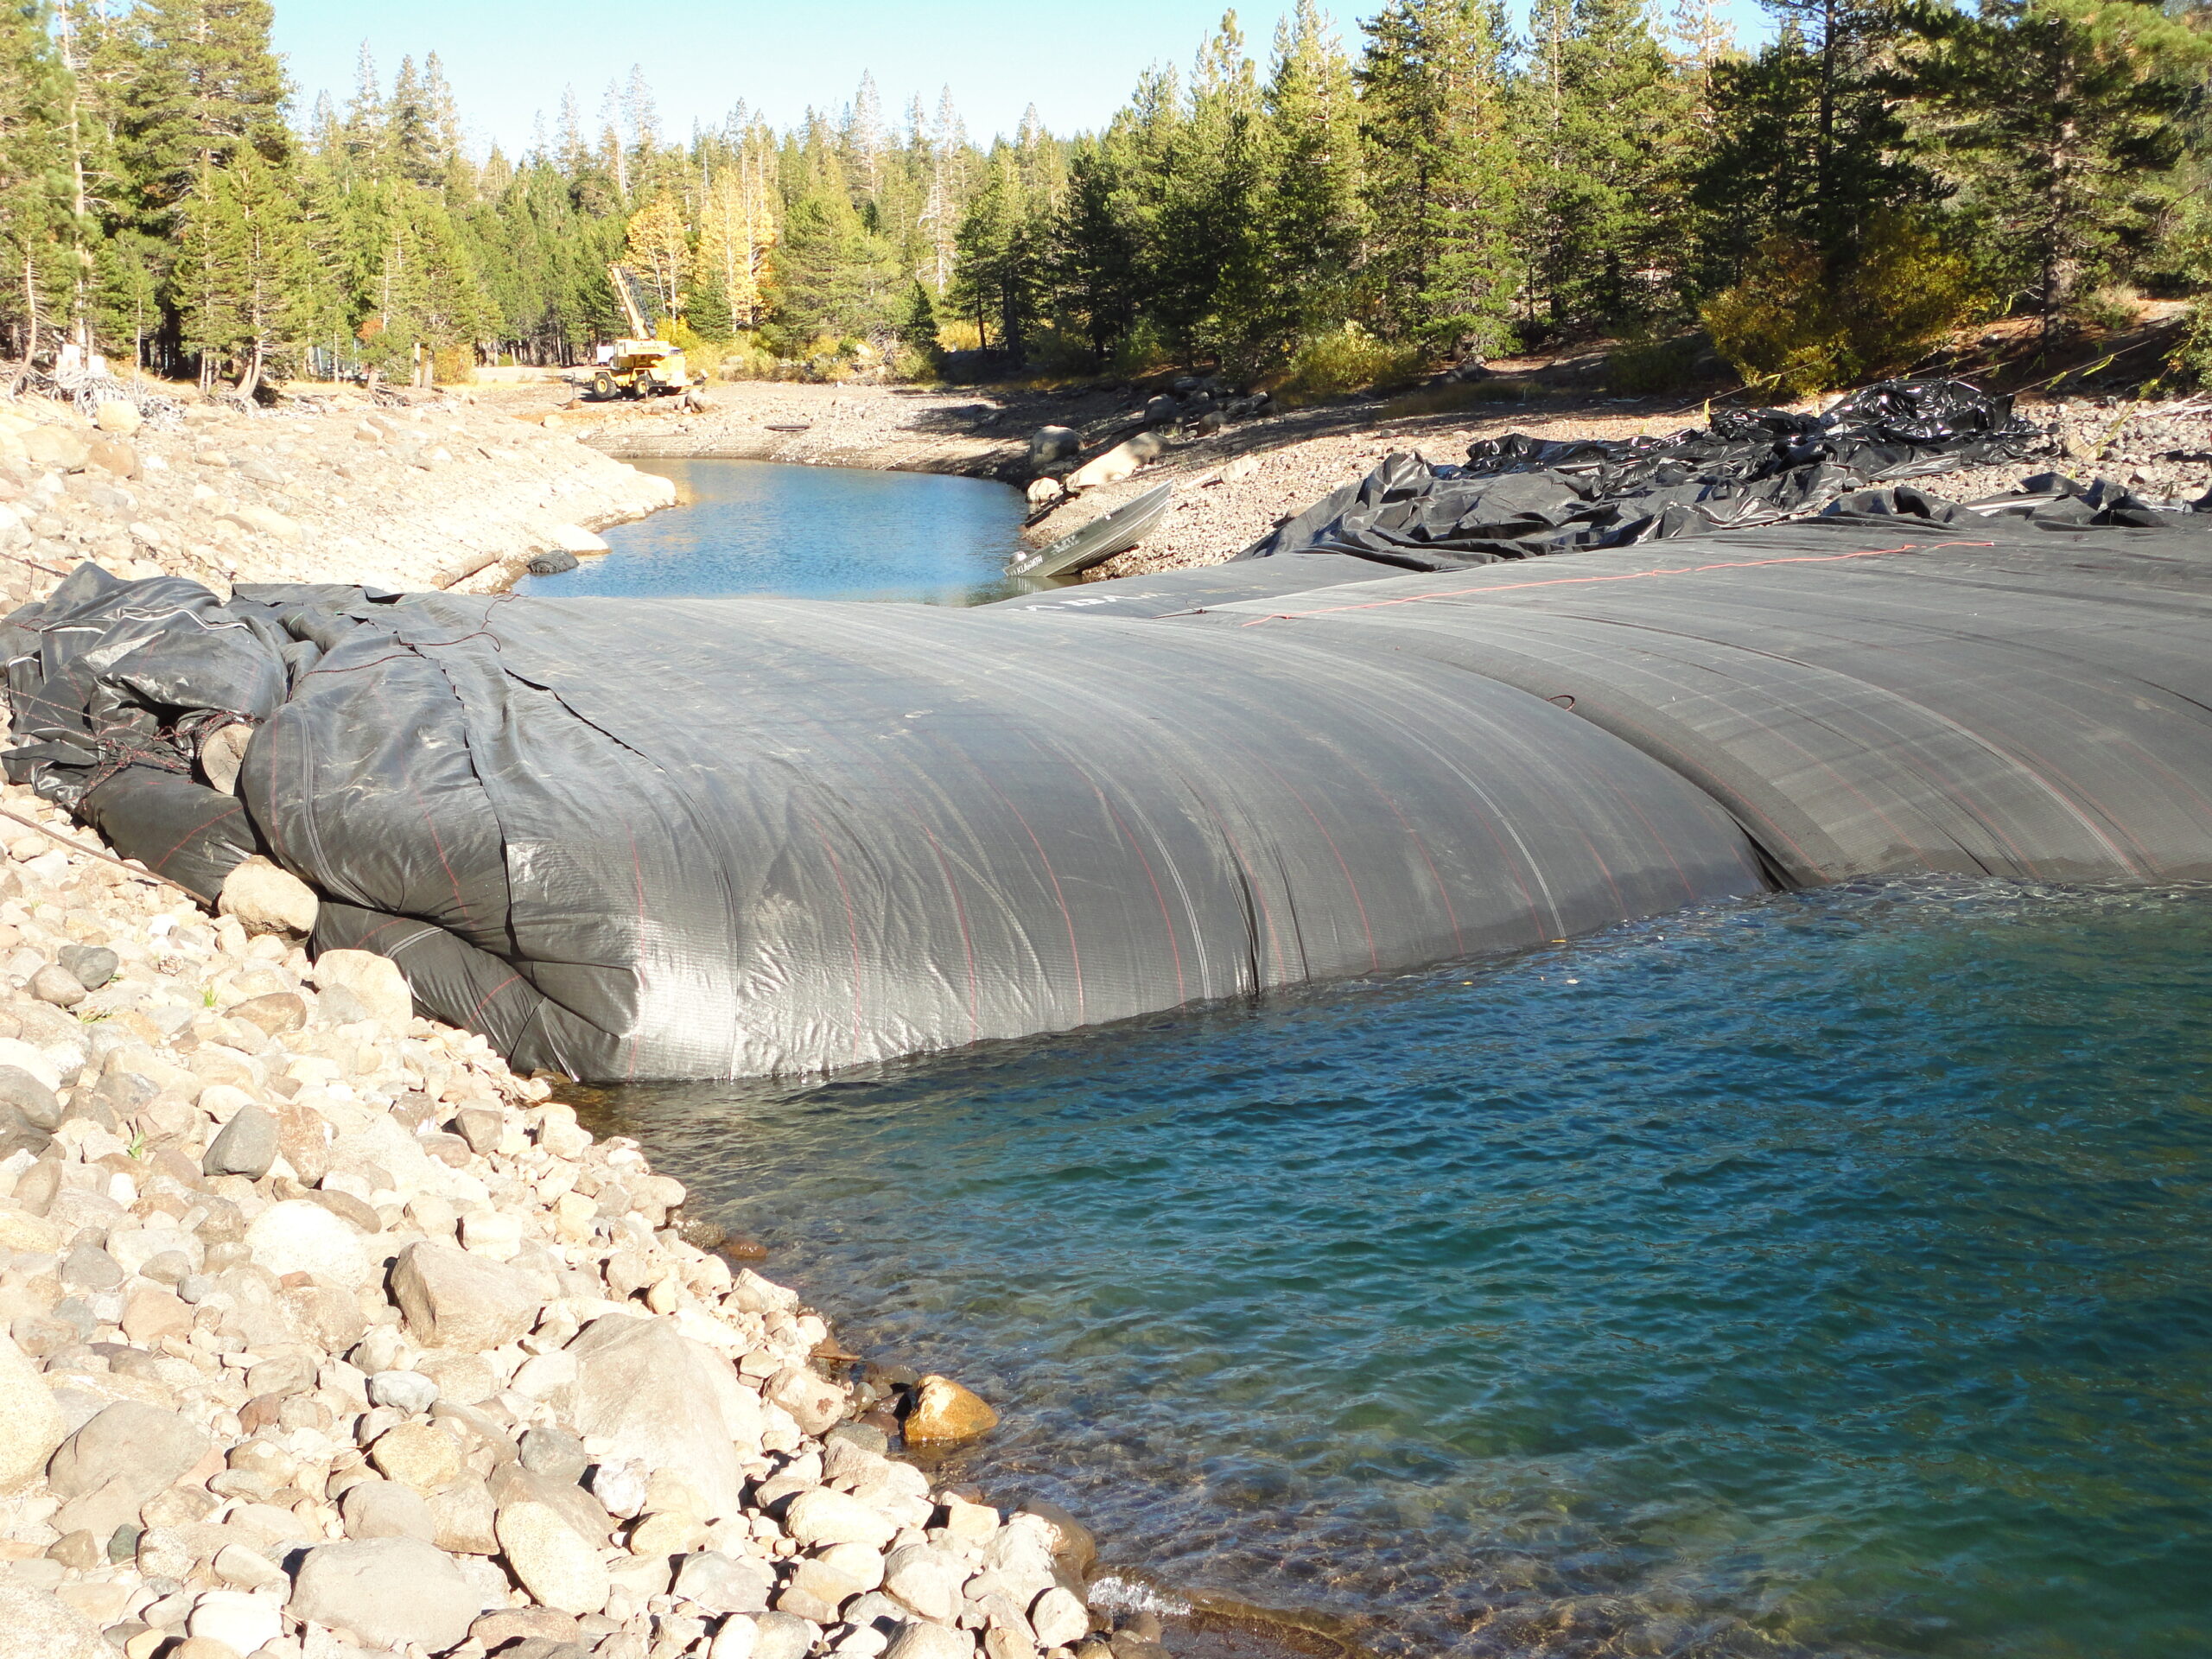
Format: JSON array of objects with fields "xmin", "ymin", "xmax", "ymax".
[
  {"xmin": 338, "ymin": 1476, "xmax": 438, "ymax": 1541},
  {"xmin": 369, "ymin": 1420, "xmax": 464, "ymax": 1491},
  {"xmin": 185, "ymin": 1590, "xmax": 283, "ymax": 1654}
]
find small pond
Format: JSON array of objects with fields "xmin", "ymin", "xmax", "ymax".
[{"xmin": 513, "ymin": 458, "xmax": 1043, "ymax": 606}]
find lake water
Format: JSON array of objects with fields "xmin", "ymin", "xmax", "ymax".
[
  {"xmin": 513, "ymin": 458, "xmax": 1039, "ymax": 605},
  {"xmin": 557, "ymin": 462, "xmax": 2212, "ymax": 1657},
  {"xmin": 592, "ymin": 878, "xmax": 2212, "ymax": 1659}
]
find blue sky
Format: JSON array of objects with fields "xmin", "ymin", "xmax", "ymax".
[{"xmin": 275, "ymin": 0, "xmax": 1774, "ymax": 156}]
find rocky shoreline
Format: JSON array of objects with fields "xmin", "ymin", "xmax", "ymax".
[{"xmin": 0, "ymin": 383, "xmax": 1181, "ymax": 1659}]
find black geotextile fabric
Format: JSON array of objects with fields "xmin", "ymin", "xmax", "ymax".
[
  {"xmin": 1185, "ymin": 520, "xmax": 2212, "ymax": 888},
  {"xmin": 1237, "ymin": 378, "xmax": 2073, "ymax": 569},
  {"xmin": 0, "ymin": 566, "xmax": 1765, "ymax": 1079}
]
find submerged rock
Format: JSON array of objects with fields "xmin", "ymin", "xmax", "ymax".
[{"xmin": 905, "ymin": 1373, "xmax": 1001, "ymax": 1444}]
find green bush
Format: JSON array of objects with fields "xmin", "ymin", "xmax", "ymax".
[
  {"xmin": 1703, "ymin": 211, "xmax": 1987, "ymax": 399},
  {"xmin": 1106, "ymin": 317, "xmax": 1174, "ymax": 379},
  {"xmin": 1274, "ymin": 323, "xmax": 1428, "ymax": 405},
  {"xmin": 2173, "ymin": 301, "xmax": 2212, "ymax": 387}
]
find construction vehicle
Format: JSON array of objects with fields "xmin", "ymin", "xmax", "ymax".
[{"xmin": 568, "ymin": 265, "xmax": 702, "ymax": 400}]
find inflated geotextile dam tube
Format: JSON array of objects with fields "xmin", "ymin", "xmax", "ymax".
[{"xmin": 8, "ymin": 498, "xmax": 2212, "ymax": 1081}]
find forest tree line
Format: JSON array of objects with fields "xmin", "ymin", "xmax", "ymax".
[{"xmin": 0, "ymin": 0, "xmax": 2207, "ymax": 398}]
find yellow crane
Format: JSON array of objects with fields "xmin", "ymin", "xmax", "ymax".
[{"xmin": 570, "ymin": 265, "xmax": 700, "ymax": 400}]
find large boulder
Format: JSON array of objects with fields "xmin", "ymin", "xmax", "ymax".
[
  {"xmin": 1065, "ymin": 431, "xmax": 1165, "ymax": 493},
  {"xmin": 1027, "ymin": 426, "xmax": 1080, "ymax": 466},
  {"xmin": 0, "ymin": 1576, "xmax": 107, "ymax": 1659},
  {"xmin": 288, "ymin": 1536, "xmax": 479, "ymax": 1651},
  {"xmin": 391, "ymin": 1241, "xmax": 543, "ymax": 1353},
  {"xmin": 566, "ymin": 1314, "xmax": 762, "ymax": 1519},
  {"xmin": 47, "ymin": 1400, "xmax": 209, "ymax": 1508}
]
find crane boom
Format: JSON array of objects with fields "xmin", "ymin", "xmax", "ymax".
[{"xmin": 607, "ymin": 264, "xmax": 657, "ymax": 340}]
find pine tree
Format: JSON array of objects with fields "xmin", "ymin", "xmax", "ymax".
[
  {"xmin": 0, "ymin": 0, "xmax": 74, "ymax": 369},
  {"xmin": 1151, "ymin": 10, "xmax": 1266, "ymax": 359},
  {"xmin": 1550, "ymin": 0, "xmax": 1700, "ymax": 327},
  {"xmin": 949, "ymin": 146, "xmax": 1035, "ymax": 356},
  {"xmin": 173, "ymin": 134, "xmax": 311, "ymax": 394},
  {"xmin": 112, "ymin": 0, "xmax": 286, "ymax": 225},
  {"xmin": 1359, "ymin": 0, "xmax": 1521, "ymax": 355},
  {"xmin": 1255, "ymin": 1, "xmax": 1365, "ymax": 351},
  {"xmin": 693, "ymin": 141, "xmax": 778, "ymax": 337},
  {"xmin": 1903, "ymin": 0, "xmax": 2212, "ymax": 329},
  {"xmin": 774, "ymin": 152, "xmax": 897, "ymax": 346}
]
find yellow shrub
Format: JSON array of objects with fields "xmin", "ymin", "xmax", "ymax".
[
  {"xmin": 1703, "ymin": 212, "xmax": 1986, "ymax": 398},
  {"xmin": 430, "ymin": 346, "xmax": 475, "ymax": 385}
]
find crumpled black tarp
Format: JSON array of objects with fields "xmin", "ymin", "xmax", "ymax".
[{"xmin": 1239, "ymin": 378, "xmax": 2049, "ymax": 569}]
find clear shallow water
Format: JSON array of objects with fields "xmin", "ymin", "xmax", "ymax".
[
  {"xmin": 513, "ymin": 457, "xmax": 1043, "ymax": 605},
  {"xmin": 588, "ymin": 878, "xmax": 2212, "ymax": 1659}
]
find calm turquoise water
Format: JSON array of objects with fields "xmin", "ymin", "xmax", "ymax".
[
  {"xmin": 592, "ymin": 877, "xmax": 2212, "ymax": 1659},
  {"xmin": 513, "ymin": 458, "xmax": 1040, "ymax": 604}
]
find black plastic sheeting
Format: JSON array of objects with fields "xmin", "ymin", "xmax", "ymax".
[
  {"xmin": 1240, "ymin": 378, "xmax": 2050, "ymax": 568},
  {"xmin": 1, "ymin": 566, "xmax": 1764, "ymax": 1079},
  {"xmin": 1186, "ymin": 519, "xmax": 2212, "ymax": 887}
]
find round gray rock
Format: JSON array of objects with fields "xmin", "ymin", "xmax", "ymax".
[
  {"xmin": 53, "ymin": 946, "xmax": 115, "ymax": 991},
  {"xmin": 338, "ymin": 1477, "xmax": 438, "ymax": 1542},
  {"xmin": 366, "ymin": 1369, "xmax": 439, "ymax": 1414},
  {"xmin": 202, "ymin": 1103, "xmax": 278, "ymax": 1179}
]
